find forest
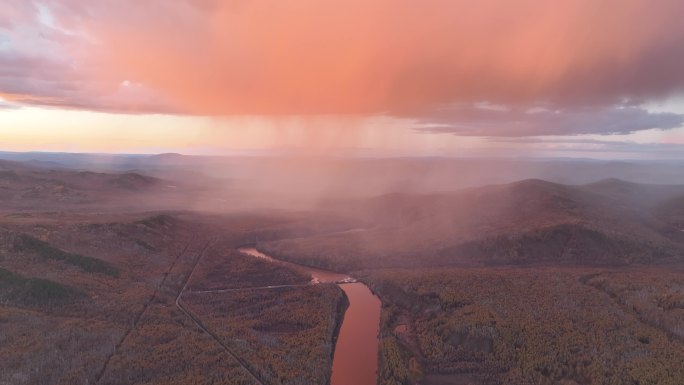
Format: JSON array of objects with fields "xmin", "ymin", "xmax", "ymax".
[
  {"xmin": 366, "ymin": 267, "xmax": 684, "ymax": 385},
  {"xmin": 1, "ymin": 161, "xmax": 684, "ymax": 385},
  {"xmin": 0, "ymin": 211, "xmax": 348, "ymax": 385}
]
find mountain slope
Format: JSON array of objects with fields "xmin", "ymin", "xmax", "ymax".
[
  {"xmin": 0, "ymin": 160, "xmax": 171, "ymax": 209},
  {"xmin": 260, "ymin": 179, "xmax": 684, "ymax": 269}
]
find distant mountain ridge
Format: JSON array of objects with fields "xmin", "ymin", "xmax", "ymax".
[
  {"xmin": 261, "ymin": 178, "xmax": 684, "ymax": 269},
  {"xmin": 0, "ymin": 159, "xmax": 170, "ymax": 209}
]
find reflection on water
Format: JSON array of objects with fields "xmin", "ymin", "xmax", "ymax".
[
  {"xmin": 238, "ymin": 247, "xmax": 355, "ymax": 284},
  {"xmin": 238, "ymin": 247, "xmax": 381, "ymax": 385},
  {"xmin": 330, "ymin": 282, "xmax": 381, "ymax": 385}
]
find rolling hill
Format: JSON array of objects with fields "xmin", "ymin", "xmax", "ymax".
[
  {"xmin": 0, "ymin": 160, "xmax": 173, "ymax": 210},
  {"xmin": 260, "ymin": 179, "xmax": 684, "ymax": 270}
]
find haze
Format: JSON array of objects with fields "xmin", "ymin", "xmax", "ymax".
[{"xmin": 0, "ymin": 2, "xmax": 683, "ymax": 385}]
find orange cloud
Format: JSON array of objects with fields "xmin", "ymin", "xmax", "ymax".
[
  {"xmin": 3, "ymin": 0, "xmax": 684, "ymax": 121},
  {"xmin": 60, "ymin": 0, "xmax": 683, "ymax": 116}
]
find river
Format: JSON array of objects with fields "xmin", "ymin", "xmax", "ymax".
[{"xmin": 238, "ymin": 247, "xmax": 381, "ymax": 385}]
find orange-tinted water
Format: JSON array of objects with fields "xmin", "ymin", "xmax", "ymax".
[
  {"xmin": 238, "ymin": 247, "xmax": 354, "ymax": 284},
  {"xmin": 330, "ymin": 282, "xmax": 381, "ymax": 385},
  {"xmin": 238, "ymin": 247, "xmax": 381, "ymax": 385}
]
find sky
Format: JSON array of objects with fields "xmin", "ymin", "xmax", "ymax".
[{"xmin": 1, "ymin": 1, "xmax": 684, "ymax": 158}]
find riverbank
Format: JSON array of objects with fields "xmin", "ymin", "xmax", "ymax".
[{"xmin": 239, "ymin": 247, "xmax": 382, "ymax": 385}]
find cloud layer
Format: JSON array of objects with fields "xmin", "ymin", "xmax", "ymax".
[
  {"xmin": 417, "ymin": 105, "xmax": 684, "ymax": 137},
  {"xmin": 2, "ymin": 0, "xmax": 684, "ymax": 136}
]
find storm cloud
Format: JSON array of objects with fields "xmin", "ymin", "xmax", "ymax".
[{"xmin": 2, "ymin": 0, "xmax": 684, "ymax": 137}]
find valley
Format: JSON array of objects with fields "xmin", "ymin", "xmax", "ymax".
[{"xmin": 0, "ymin": 156, "xmax": 682, "ymax": 385}]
